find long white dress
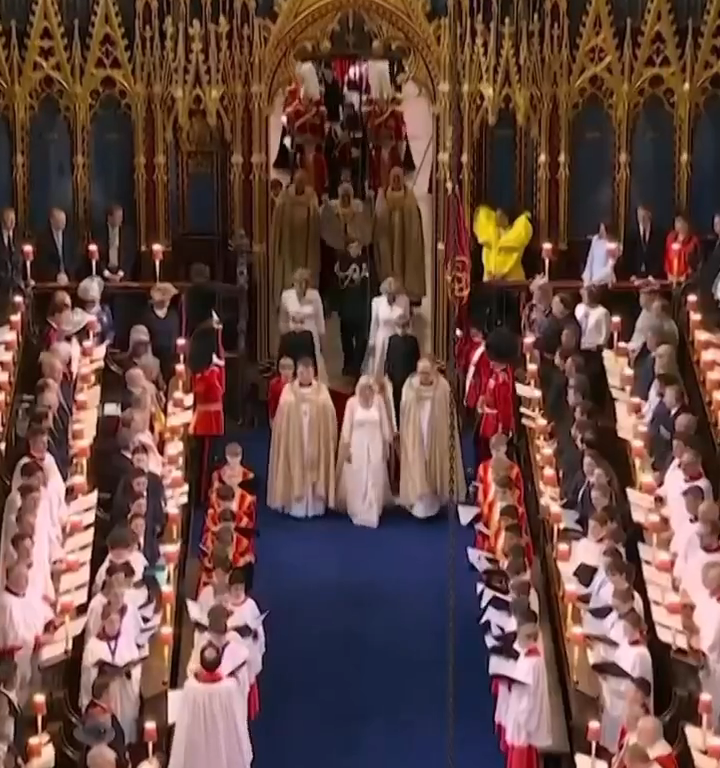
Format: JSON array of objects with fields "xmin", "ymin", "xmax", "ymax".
[
  {"xmin": 337, "ymin": 396, "xmax": 391, "ymax": 528},
  {"xmin": 280, "ymin": 288, "xmax": 327, "ymax": 382},
  {"xmin": 367, "ymin": 295, "xmax": 409, "ymax": 378}
]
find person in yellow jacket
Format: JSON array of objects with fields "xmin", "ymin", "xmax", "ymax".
[{"xmin": 473, "ymin": 206, "xmax": 533, "ymax": 282}]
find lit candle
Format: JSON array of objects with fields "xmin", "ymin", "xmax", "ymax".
[
  {"xmin": 687, "ymin": 293, "xmax": 699, "ymax": 313},
  {"xmin": 611, "ymin": 315, "xmax": 621, "ymax": 349},
  {"xmin": 526, "ymin": 362, "xmax": 538, "ymax": 382},
  {"xmin": 174, "ymin": 363, "xmax": 186, "ymax": 382},
  {"xmin": 620, "ymin": 366, "xmax": 634, "ymax": 390},
  {"xmin": 12, "ymin": 294, "xmax": 24, "ymax": 313},
  {"xmin": 541, "ymin": 467, "xmax": 557, "ymax": 489},
  {"xmin": 670, "ymin": 241, "xmax": 681, "ymax": 281},
  {"xmin": 639, "ymin": 475, "xmax": 657, "ymax": 496},
  {"xmin": 549, "ymin": 504, "xmax": 564, "ymax": 526},
  {"xmin": 88, "ymin": 243, "xmax": 98, "ymax": 276},
  {"xmin": 22, "ymin": 244, "xmax": 34, "ymax": 285},
  {"xmin": 586, "ymin": 718, "xmax": 601, "ymax": 748},
  {"xmin": 176, "ymin": 337, "xmax": 187, "ymax": 357},
  {"xmin": 541, "ymin": 242, "xmax": 552, "ymax": 278},
  {"xmin": 535, "ymin": 416, "xmax": 549, "ymax": 438},
  {"xmin": 707, "ymin": 737, "xmax": 720, "ymax": 760},
  {"xmin": 690, "ymin": 311, "xmax": 702, "ymax": 335},
  {"xmin": 32, "ymin": 693, "xmax": 46, "ymax": 735},
  {"xmin": 665, "ymin": 593, "xmax": 682, "ymax": 614},
  {"xmin": 143, "ymin": 719, "xmax": 158, "ymax": 758},
  {"xmin": 655, "ymin": 551, "xmax": 673, "ymax": 573},
  {"xmin": 8, "ymin": 313, "xmax": 20, "ymax": 332},
  {"xmin": 540, "ymin": 446, "xmax": 554, "ymax": 467},
  {"xmin": 151, "ymin": 243, "xmax": 164, "ymax": 282},
  {"xmin": 63, "ymin": 555, "xmax": 80, "ymax": 573},
  {"xmin": 630, "ymin": 439, "xmax": 646, "ymax": 461},
  {"xmin": 159, "ymin": 625, "xmax": 173, "ymax": 668},
  {"xmin": 616, "ymin": 341, "xmax": 628, "ymax": 358},
  {"xmin": 556, "ymin": 542, "xmax": 571, "ymax": 562}
]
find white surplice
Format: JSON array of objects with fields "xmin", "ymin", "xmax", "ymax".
[
  {"xmin": 80, "ymin": 607, "xmax": 145, "ymax": 743},
  {"xmin": 280, "ymin": 288, "xmax": 327, "ymax": 382},
  {"xmin": 168, "ymin": 665, "xmax": 253, "ymax": 768},
  {"xmin": 228, "ymin": 597, "xmax": 266, "ymax": 685},
  {"xmin": 93, "ymin": 551, "xmax": 148, "ymax": 594},
  {"xmin": 503, "ymin": 648, "xmax": 553, "ymax": 751},
  {"xmin": 0, "ymin": 687, "xmax": 17, "ymax": 765},
  {"xmin": 574, "ymin": 302, "xmax": 611, "ymax": 350},
  {"xmin": 0, "ymin": 589, "xmax": 54, "ymax": 704},
  {"xmin": 697, "ymin": 594, "xmax": 720, "ymax": 722},
  {"xmin": 367, "ymin": 294, "xmax": 409, "ymax": 378},
  {"xmin": 186, "ymin": 631, "xmax": 249, "ymax": 679},
  {"xmin": 12, "ymin": 456, "xmax": 67, "ymax": 531},
  {"xmin": 337, "ymin": 395, "xmax": 391, "ymax": 528},
  {"xmin": 599, "ymin": 641, "xmax": 653, "ymax": 750}
]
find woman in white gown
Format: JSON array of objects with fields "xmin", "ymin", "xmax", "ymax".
[
  {"xmin": 367, "ymin": 277, "xmax": 410, "ymax": 378},
  {"xmin": 336, "ymin": 376, "xmax": 392, "ymax": 528},
  {"xmin": 279, "ymin": 268, "xmax": 327, "ymax": 382}
]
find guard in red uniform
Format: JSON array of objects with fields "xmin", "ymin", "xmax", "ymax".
[
  {"xmin": 189, "ymin": 309, "xmax": 225, "ymax": 437},
  {"xmin": 462, "ymin": 323, "xmax": 489, "ymax": 411},
  {"xmin": 475, "ymin": 327, "xmax": 517, "ymax": 465}
]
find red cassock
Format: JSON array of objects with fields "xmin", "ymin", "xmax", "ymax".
[
  {"xmin": 268, "ymin": 376, "xmax": 289, "ymax": 422},
  {"xmin": 478, "ymin": 367, "xmax": 515, "ymax": 439},
  {"xmin": 301, "ymin": 148, "xmax": 328, "ymax": 196},
  {"xmin": 190, "ymin": 364, "xmax": 225, "ymax": 437}
]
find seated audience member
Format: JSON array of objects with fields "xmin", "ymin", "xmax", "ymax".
[
  {"xmin": 78, "ymin": 276, "xmax": 114, "ymax": 346},
  {"xmin": 41, "ymin": 290, "xmax": 72, "ymax": 349}
]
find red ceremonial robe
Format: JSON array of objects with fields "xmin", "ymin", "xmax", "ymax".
[
  {"xmin": 476, "ymin": 461, "xmax": 525, "ymax": 508},
  {"xmin": 268, "ymin": 376, "xmax": 289, "ymax": 422},
  {"xmin": 191, "ymin": 364, "xmax": 225, "ymax": 436},
  {"xmin": 479, "ymin": 366, "xmax": 515, "ymax": 439},
  {"xmin": 464, "ymin": 341, "xmax": 489, "ymax": 410}
]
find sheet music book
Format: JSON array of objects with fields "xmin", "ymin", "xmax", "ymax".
[
  {"xmin": 64, "ymin": 527, "xmax": 95, "ymax": 553},
  {"xmin": 458, "ymin": 504, "xmax": 481, "ymax": 527},
  {"xmin": 626, "ymin": 487, "xmax": 655, "ymax": 511},
  {"xmin": 38, "ymin": 616, "xmax": 87, "ymax": 667},
  {"xmin": 655, "ymin": 624, "xmax": 688, "ymax": 651},
  {"xmin": 102, "ymin": 402, "xmax": 122, "ymax": 417},
  {"xmin": 637, "ymin": 543, "xmax": 653, "ymax": 564},
  {"xmin": 467, "ymin": 547, "xmax": 499, "ymax": 574},
  {"xmin": 590, "ymin": 661, "xmax": 631, "ymax": 679},
  {"xmin": 59, "ymin": 562, "xmax": 91, "ymax": 595},
  {"xmin": 68, "ymin": 490, "xmax": 99, "ymax": 515},
  {"xmin": 186, "ymin": 599, "xmax": 208, "ymax": 629},
  {"xmin": 514, "ymin": 382, "xmax": 541, "ymax": 400},
  {"xmin": 652, "ymin": 605, "xmax": 683, "ymax": 632}
]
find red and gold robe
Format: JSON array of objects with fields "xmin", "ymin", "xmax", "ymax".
[
  {"xmin": 190, "ymin": 364, "xmax": 225, "ymax": 436},
  {"xmin": 476, "ymin": 460, "xmax": 524, "ymax": 508}
]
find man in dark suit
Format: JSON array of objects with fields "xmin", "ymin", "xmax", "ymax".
[
  {"xmin": 384, "ymin": 316, "xmax": 420, "ymax": 428},
  {"xmin": 93, "ymin": 203, "xmax": 134, "ymax": 281},
  {"xmin": 621, "ymin": 204, "xmax": 665, "ymax": 280},
  {"xmin": 35, "ymin": 207, "xmax": 75, "ymax": 283},
  {"xmin": 0, "ymin": 206, "xmax": 21, "ymax": 292},
  {"xmin": 649, "ymin": 377, "xmax": 687, "ymax": 472}
]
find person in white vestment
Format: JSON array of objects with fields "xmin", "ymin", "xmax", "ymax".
[
  {"xmin": 366, "ymin": 278, "xmax": 410, "ymax": 378},
  {"xmin": 266, "ymin": 358, "xmax": 338, "ymax": 519},
  {"xmin": 0, "ymin": 564, "xmax": 56, "ymax": 705},
  {"xmin": 169, "ymin": 643, "xmax": 252, "ymax": 768},
  {"xmin": 80, "ymin": 603, "xmax": 145, "ymax": 743},
  {"xmin": 574, "ymin": 286, "xmax": 611, "ymax": 351},
  {"xmin": 503, "ymin": 610, "xmax": 553, "ymax": 768},
  {"xmin": 85, "ymin": 743, "xmax": 118, "ymax": 768},
  {"xmin": 581, "ymin": 223, "xmax": 616, "ymax": 286},
  {"xmin": 398, "ymin": 358, "xmax": 466, "ymax": 519},
  {"xmin": 695, "ymin": 563, "xmax": 720, "ymax": 721},
  {"xmin": 94, "ymin": 526, "xmax": 149, "ymax": 594},
  {"xmin": 279, "ymin": 268, "xmax": 327, "ymax": 383},
  {"xmin": 599, "ymin": 610, "xmax": 653, "ymax": 751},
  {"xmin": 226, "ymin": 566, "xmax": 266, "ymax": 720},
  {"xmin": 336, "ymin": 376, "xmax": 392, "ymax": 528}
]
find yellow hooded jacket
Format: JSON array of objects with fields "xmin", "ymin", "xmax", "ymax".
[{"xmin": 473, "ymin": 206, "xmax": 533, "ymax": 282}]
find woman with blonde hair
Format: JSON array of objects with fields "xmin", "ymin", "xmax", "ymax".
[
  {"xmin": 279, "ymin": 267, "xmax": 327, "ymax": 382},
  {"xmin": 336, "ymin": 376, "xmax": 392, "ymax": 527},
  {"xmin": 366, "ymin": 277, "xmax": 410, "ymax": 378}
]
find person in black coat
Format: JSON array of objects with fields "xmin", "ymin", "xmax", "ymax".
[
  {"xmin": 277, "ymin": 314, "xmax": 317, "ymax": 369},
  {"xmin": 91, "ymin": 203, "xmax": 135, "ymax": 281},
  {"xmin": 142, "ymin": 282, "xmax": 181, "ymax": 383},
  {"xmin": 697, "ymin": 213, "xmax": 720, "ymax": 324},
  {"xmin": 384, "ymin": 315, "xmax": 420, "ymax": 429},
  {"xmin": 649, "ymin": 378, "xmax": 687, "ymax": 472},
  {"xmin": 0, "ymin": 206, "xmax": 21, "ymax": 293},
  {"xmin": 35, "ymin": 207, "xmax": 76, "ymax": 283},
  {"xmin": 620, "ymin": 204, "xmax": 665, "ymax": 280},
  {"xmin": 112, "ymin": 465, "xmax": 165, "ymax": 532}
]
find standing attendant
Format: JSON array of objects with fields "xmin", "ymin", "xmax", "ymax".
[
  {"xmin": 142, "ymin": 282, "xmax": 180, "ymax": 382},
  {"xmin": 664, "ymin": 213, "xmax": 700, "ymax": 282},
  {"xmin": 94, "ymin": 204, "xmax": 133, "ymax": 281},
  {"xmin": 367, "ymin": 277, "xmax": 409, "ymax": 379},
  {"xmin": 0, "ymin": 207, "xmax": 20, "ymax": 293},
  {"xmin": 384, "ymin": 315, "xmax": 420, "ymax": 430},
  {"xmin": 582, "ymin": 222, "xmax": 616, "ymax": 287},
  {"xmin": 621, "ymin": 204, "xmax": 665, "ymax": 280}
]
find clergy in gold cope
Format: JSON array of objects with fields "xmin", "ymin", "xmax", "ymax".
[
  {"xmin": 270, "ymin": 170, "xmax": 321, "ymax": 311},
  {"xmin": 399, "ymin": 357, "xmax": 466, "ymax": 518},
  {"xmin": 266, "ymin": 358, "xmax": 337, "ymax": 519}
]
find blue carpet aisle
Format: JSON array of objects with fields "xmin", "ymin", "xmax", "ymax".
[{"xmin": 195, "ymin": 428, "xmax": 503, "ymax": 768}]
